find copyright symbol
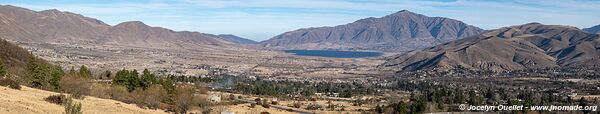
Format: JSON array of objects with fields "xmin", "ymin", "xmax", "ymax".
[{"xmin": 459, "ymin": 104, "xmax": 466, "ymax": 110}]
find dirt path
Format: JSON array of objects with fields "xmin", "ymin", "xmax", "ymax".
[{"xmin": 0, "ymin": 86, "xmax": 167, "ymax": 114}]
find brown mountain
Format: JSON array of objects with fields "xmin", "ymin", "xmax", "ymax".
[
  {"xmin": 261, "ymin": 10, "xmax": 483, "ymax": 51},
  {"xmin": 217, "ymin": 34, "xmax": 258, "ymax": 44},
  {"xmin": 0, "ymin": 5, "xmax": 233, "ymax": 49},
  {"xmin": 583, "ymin": 24, "xmax": 600, "ymax": 34},
  {"xmin": 381, "ymin": 23, "xmax": 600, "ymax": 72}
]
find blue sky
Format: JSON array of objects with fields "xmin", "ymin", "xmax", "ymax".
[{"xmin": 2, "ymin": 0, "xmax": 600, "ymax": 41}]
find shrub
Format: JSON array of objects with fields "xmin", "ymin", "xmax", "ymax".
[
  {"xmin": 292, "ymin": 102, "xmax": 303, "ymax": 108},
  {"xmin": 108, "ymin": 85, "xmax": 129, "ymax": 102},
  {"xmin": 0, "ymin": 78, "xmax": 21, "ymax": 90},
  {"xmin": 63, "ymin": 96, "xmax": 82, "ymax": 114},
  {"xmin": 131, "ymin": 85, "xmax": 167, "ymax": 109},
  {"xmin": 174, "ymin": 85, "xmax": 195, "ymax": 114},
  {"xmin": 229, "ymin": 94, "xmax": 236, "ymax": 100},
  {"xmin": 60, "ymin": 74, "xmax": 91, "ymax": 99},
  {"xmin": 45, "ymin": 94, "xmax": 66, "ymax": 104},
  {"xmin": 262, "ymin": 103, "xmax": 271, "ymax": 108},
  {"xmin": 254, "ymin": 98, "xmax": 262, "ymax": 105},
  {"xmin": 260, "ymin": 112, "xmax": 270, "ymax": 114},
  {"xmin": 89, "ymin": 83, "xmax": 110, "ymax": 99}
]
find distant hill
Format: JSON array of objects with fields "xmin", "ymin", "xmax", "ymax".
[
  {"xmin": 218, "ymin": 34, "xmax": 258, "ymax": 44},
  {"xmin": 583, "ymin": 24, "xmax": 600, "ymax": 34},
  {"xmin": 261, "ymin": 10, "xmax": 483, "ymax": 51},
  {"xmin": 0, "ymin": 5, "xmax": 234, "ymax": 49},
  {"xmin": 382, "ymin": 23, "xmax": 600, "ymax": 72}
]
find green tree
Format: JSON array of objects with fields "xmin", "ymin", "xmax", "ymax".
[
  {"xmin": 49, "ymin": 67, "xmax": 63, "ymax": 91},
  {"xmin": 396, "ymin": 101, "xmax": 408, "ymax": 114},
  {"xmin": 411, "ymin": 97, "xmax": 427, "ymax": 114},
  {"xmin": 468, "ymin": 90, "xmax": 482, "ymax": 105},
  {"xmin": 78, "ymin": 65, "xmax": 91, "ymax": 77},
  {"xmin": 141, "ymin": 69, "xmax": 157, "ymax": 90},
  {"xmin": 113, "ymin": 69, "xmax": 130, "ymax": 86},
  {"xmin": 0, "ymin": 61, "xmax": 7, "ymax": 78},
  {"xmin": 113, "ymin": 69, "xmax": 141, "ymax": 92}
]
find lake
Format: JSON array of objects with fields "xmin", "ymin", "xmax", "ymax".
[{"xmin": 283, "ymin": 50, "xmax": 383, "ymax": 58}]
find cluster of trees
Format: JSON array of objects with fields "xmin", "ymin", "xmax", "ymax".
[
  {"xmin": 113, "ymin": 69, "xmax": 158, "ymax": 92},
  {"xmin": 94, "ymin": 69, "xmax": 209, "ymax": 114},
  {"xmin": 232, "ymin": 78, "xmax": 377, "ymax": 98},
  {"xmin": 25, "ymin": 59, "xmax": 64, "ymax": 90}
]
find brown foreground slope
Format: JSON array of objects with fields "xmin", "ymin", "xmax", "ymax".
[{"xmin": 0, "ymin": 86, "xmax": 166, "ymax": 114}]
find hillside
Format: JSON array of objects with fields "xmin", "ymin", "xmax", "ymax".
[
  {"xmin": 0, "ymin": 5, "xmax": 234, "ymax": 49},
  {"xmin": 0, "ymin": 86, "xmax": 166, "ymax": 114},
  {"xmin": 261, "ymin": 10, "xmax": 483, "ymax": 51},
  {"xmin": 382, "ymin": 23, "xmax": 600, "ymax": 72},
  {"xmin": 584, "ymin": 24, "xmax": 600, "ymax": 34},
  {"xmin": 0, "ymin": 38, "xmax": 46, "ymax": 77},
  {"xmin": 218, "ymin": 34, "xmax": 258, "ymax": 44}
]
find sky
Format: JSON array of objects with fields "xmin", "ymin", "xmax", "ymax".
[{"xmin": 2, "ymin": 0, "xmax": 600, "ymax": 41}]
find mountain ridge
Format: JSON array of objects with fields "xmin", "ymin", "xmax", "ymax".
[
  {"xmin": 381, "ymin": 23, "xmax": 600, "ymax": 72},
  {"xmin": 218, "ymin": 34, "xmax": 258, "ymax": 44},
  {"xmin": 0, "ymin": 5, "xmax": 235, "ymax": 49},
  {"xmin": 583, "ymin": 24, "xmax": 600, "ymax": 34},
  {"xmin": 261, "ymin": 10, "xmax": 483, "ymax": 51}
]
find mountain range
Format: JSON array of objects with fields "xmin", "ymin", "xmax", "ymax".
[
  {"xmin": 584, "ymin": 24, "xmax": 600, "ymax": 34},
  {"xmin": 0, "ymin": 5, "xmax": 246, "ymax": 49},
  {"xmin": 381, "ymin": 23, "xmax": 600, "ymax": 72},
  {"xmin": 218, "ymin": 34, "xmax": 258, "ymax": 44},
  {"xmin": 260, "ymin": 10, "xmax": 483, "ymax": 51}
]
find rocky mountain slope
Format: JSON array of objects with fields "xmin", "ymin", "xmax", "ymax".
[
  {"xmin": 382, "ymin": 23, "xmax": 600, "ymax": 72},
  {"xmin": 218, "ymin": 34, "xmax": 258, "ymax": 44},
  {"xmin": 261, "ymin": 10, "xmax": 483, "ymax": 51},
  {"xmin": 583, "ymin": 24, "xmax": 600, "ymax": 34},
  {"xmin": 0, "ymin": 5, "xmax": 233, "ymax": 49}
]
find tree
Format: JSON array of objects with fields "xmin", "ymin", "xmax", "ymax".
[
  {"xmin": 141, "ymin": 69, "xmax": 157, "ymax": 90},
  {"xmin": 113, "ymin": 69, "xmax": 130, "ymax": 86},
  {"xmin": 468, "ymin": 90, "xmax": 482, "ymax": 105},
  {"xmin": 49, "ymin": 67, "xmax": 64, "ymax": 91},
  {"xmin": 396, "ymin": 101, "xmax": 408, "ymax": 114},
  {"xmin": 0, "ymin": 61, "xmax": 7, "ymax": 78},
  {"xmin": 26, "ymin": 59, "xmax": 64, "ymax": 89},
  {"xmin": 78, "ymin": 65, "xmax": 91, "ymax": 77},
  {"xmin": 411, "ymin": 97, "xmax": 427, "ymax": 114},
  {"xmin": 374, "ymin": 104, "xmax": 383, "ymax": 113}
]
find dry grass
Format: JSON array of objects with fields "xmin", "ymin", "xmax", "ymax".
[
  {"xmin": 0, "ymin": 78, "xmax": 21, "ymax": 90},
  {"xmin": 0, "ymin": 86, "xmax": 166, "ymax": 114}
]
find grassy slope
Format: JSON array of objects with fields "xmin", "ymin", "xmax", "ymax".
[{"xmin": 0, "ymin": 86, "xmax": 167, "ymax": 114}]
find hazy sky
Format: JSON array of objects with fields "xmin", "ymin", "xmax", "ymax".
[{"xmin": 3, "ymin": 0, "xmax": 600, "ymax": 41}]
